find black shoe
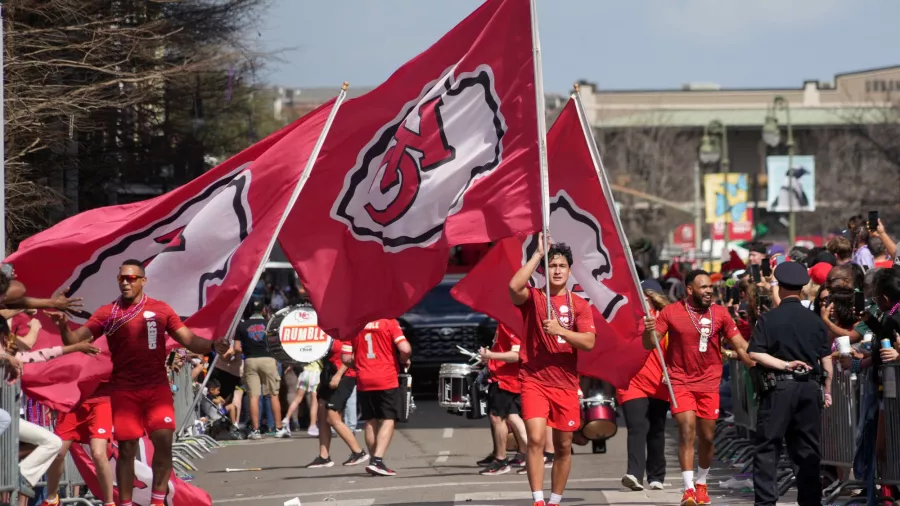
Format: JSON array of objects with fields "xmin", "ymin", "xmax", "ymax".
[
  {"xmin": 365, "ymin": 460, "xmax": 396, "ymax": 476},
  {"xmin": 306, "ymin": 456, "xmax": 334, "ymax": 468},
  {"xmin": 544, "ymin": 451, "xmax": 555, "ymax": 468},
  {"xmin": 508, "ymin": 453, "xmax": 526, "ymax": 467},
  {"xmin": 343, "ymin": 451, "xmax": 368, "ymax": 466},
  {"xmin": 479, "ymin": 459, "xmax": 511, "ymax": 475},
  {"xmin": 476, "ymin": 454, "xmax": 495, "ymax": 467},
  {"xmin": 18, "ymin": 475, "xmax": 35, "ymax": 499}
]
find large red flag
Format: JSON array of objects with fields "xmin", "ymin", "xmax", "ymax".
[
  {"xmin": 6, "ymin": 100, "xmax": 337, "ymax": 410},
  {"xmin": 70, "ymin": 436, "xmax": 211, "ymax": 506},
  {"xmin": 451, "ymin": 99, "xmax": 649, "ymax": 388},
  {"xmin": 279, "ymin": 0, "xmax": 542, "ymax": 338}
]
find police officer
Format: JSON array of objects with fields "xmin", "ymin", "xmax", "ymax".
[{"xmin": 748, "ymin": 261, "xmax": 833, "ymax": 506}]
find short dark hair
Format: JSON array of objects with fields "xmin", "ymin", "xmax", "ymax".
[
  {"xmin": 207, "ymin": 379, "xmax": 221, "ymax": 390},
  {"xmin": 685, "ymin": 269, "xmax": 710, "ymax": 287},
  {"xmin": 869, "ymin": 236, "xmax": 887, "ymax": 257},
  {"xmin": 789, "ymin": 246, "xmax": 809, "ymax": 263},
  {"xmin": 875, "ymin": 266, "xmax": 900, "ymax": 303},
  {"xmin": 0, "ymin": 271, "xmax": 10, "ymax": 297},
  {"xmin": 547, "ymin": 243, "xmax": 573, "ymax": 267},
  {"xmin": 248, "ymin": 298, "xmax": 265, "ymax": 314},
  {"xmin": 121, "ymin": 259, "xmax": 146, "ymax": 276}
]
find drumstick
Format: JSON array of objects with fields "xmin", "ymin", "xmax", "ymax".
[{"xmin": 225, "ymin": 467, "xmax": 263, "ymax": 472}]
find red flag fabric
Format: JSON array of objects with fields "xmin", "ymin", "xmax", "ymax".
[
  {"xmin": 451, "ymin": 99, "xmax": 648, "ymax": 388},
  {"xmin": 70, "ymin": 436, "xmax": 211, "ymax": 506},
  {"xmin": 279, "ymin": 0, "xmax": 541, "ymax": 338},
  {"xmin": 6, "ymin": 100, "xmax": 335, "ymax": 410}
]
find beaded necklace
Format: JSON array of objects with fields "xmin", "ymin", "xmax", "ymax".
[
  {"xmin": 547, "ymin": 289, "xmax": 574, "ymax": 331},
  {"xmin": 683, "ymin": 300, "xmax": 715, "ymax": 351},
  {"xmin": 889, "ymin": 301, "xmax": 900, "ymax": 317},
  {"xmin": 103, "ymin": 293, "xmax": 148, "ymax": 336}
]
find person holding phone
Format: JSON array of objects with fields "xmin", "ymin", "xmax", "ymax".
[{"xmin": 748, "ymin": 262, "xmax": 833, "ymax": 506}]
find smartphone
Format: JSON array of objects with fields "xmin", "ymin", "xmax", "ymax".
[
  {"xmin": 761, "ymin": 259, "xmax": 772, "ymax": 278},
  {"xmin": 166, "ymin": 351, "xmax": 177, "ymax": 368},
  {"xmin": 730, "ymin": 285, "xmax": 741, "ymax": 305},
  {"xmin": 775, "ymin": 255, "xmax": 787, "ymax": 266},
  {"xmin": 855, "ymin": 291, "xmax": 866, "ymax": 314},
  {"xmin": 868, "ymin": 210, "xmax": 879, "ymax": 231},
  {"xmin": 751, "ymin": 264, "xmax": 762, "ymax": 283}
]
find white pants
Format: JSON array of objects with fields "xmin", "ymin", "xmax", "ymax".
[
  {"xmin": 18, "ymin": 418, "xmax": 62, "ymax": 486},
  {"xmin": 0, "ymin": 408, "xmax": 10, "ymax": 437}
]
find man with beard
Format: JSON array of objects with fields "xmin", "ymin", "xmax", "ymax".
[
  {"xmin": 509, "ymin": 234, "xmax": 596, "ymax": 506},
  {"xmin": 643, "ymin": 269, "xmax": 751, "ymax": 506}
]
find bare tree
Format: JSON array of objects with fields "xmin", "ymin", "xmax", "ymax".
[{"xmin": 3, "ymin": 0, "xmax": 270, "ymax": 247}]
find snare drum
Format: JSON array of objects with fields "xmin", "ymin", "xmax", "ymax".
[
  {"xmin": 438, "ymin": 363, "xmax": 473, "ymax": 409},
  {"xmin": 580, "ymin": 395, "xmax": 617, "ymax": 440},
  {"xmin": 265, "ymin": 305, "xmax": 332, "ymax": 366}
]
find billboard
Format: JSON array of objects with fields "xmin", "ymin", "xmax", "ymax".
[
  {"xmin": 766, "ymin": 155, "xmax": 815, "ymax": 212},
  {"xmin": 704, "ymin": 172, "xmax": 749, "ymax": 224}
]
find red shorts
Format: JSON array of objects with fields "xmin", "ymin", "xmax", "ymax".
[
  {"xmin": 671, "ymin": 389, "xmax": 720, "ymax": 420},
  {"xmin": 110, "ymin": 385, "xmax": 176, "ymax": 441},
  {"xmin": 521, "ymin": 381, "xmax": 581, "ymax": 431},
  {"xmin": 55, "ymin": 398, "xmax": 113, "ymax": 443}
]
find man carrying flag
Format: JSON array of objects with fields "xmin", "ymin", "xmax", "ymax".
[
  {"xmin": 509, "ymin": 234, "xmax": 595, "ymax": 506},
  {"xmin": 51, "ymin": 259, "xmax": 228, "ymax": 506}
]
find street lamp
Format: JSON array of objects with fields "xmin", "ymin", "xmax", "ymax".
[
  {"xmin": 763, "ymin": 96, "xmax": 796, "ymax": 245},
  {"xmin": 699, "ymin": 120, "xmax": 731, "ymax": 251}
]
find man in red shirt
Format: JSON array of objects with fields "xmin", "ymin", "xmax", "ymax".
[
  {"xmin": 509, "ymin": 236, "xmax": 596, "ymax": 506},
  {"xmin": 306, "ymin": 338, "xmax": 368, "ymax": 468},
  {"xmin": 51, "ymin": 259, "xmax": 227, "ymax": 506},
  {"xmin": 643, "ymin": 269, "xmax": 751, "ymax": 506},
  {"xmin": 476, "ymin": 323, "xmax": 527, "ymax": 475},
  {"xmin": 349, "ymin": 318, "xmax": 411, "ymax": 477}
]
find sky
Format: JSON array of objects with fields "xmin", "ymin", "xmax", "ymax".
[{"xmin": 256, "ymin": 0, "xmax": 900, "ymax": 94}]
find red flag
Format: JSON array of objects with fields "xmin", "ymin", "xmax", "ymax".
[
  {"xmin": 279, "ymin": 0, "xmax": 542, "ymax": 338},
  {"xmin": 70, "ymin": 436, "xmax": 211, "ymax": 506},
  {"xmin": 7, "ymin": 100, "xmax": 337, "ymax": 410},
  {"xmin": 451, "ymin": 99, "xmax": 648, "ymax": 388}
]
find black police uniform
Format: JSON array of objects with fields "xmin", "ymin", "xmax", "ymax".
[{"xmin": 748, "ymin": 262, "xmax": 830, "ymax": 506}]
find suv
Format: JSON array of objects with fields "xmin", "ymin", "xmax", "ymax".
[{"xmin": 399, "ymin": 275, "xmax": 497, "ymax": 395}]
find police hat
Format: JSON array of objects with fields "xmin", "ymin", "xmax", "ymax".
[{"xmin": 774, "ymin": 261, "xmax": 809, "ymax": 289}]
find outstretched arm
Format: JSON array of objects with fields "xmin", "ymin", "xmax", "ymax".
[
  {"xmin": 48, "ymin": 312, "xmax": 95, "ymax": 345},
  {"xmin": 171, "ymin": 326, "xmax": 218, "ymax": 355}
]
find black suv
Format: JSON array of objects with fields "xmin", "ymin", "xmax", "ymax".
[{"xmin": 399, "ymin": 275, "xmax": 497, "ymax": 395}]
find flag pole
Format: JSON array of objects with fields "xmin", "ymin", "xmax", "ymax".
[
  {"xmin": 571, "ymin": 86, "xmax": 678, "ymax": 409},
  {"xmin": 529, "ymin": 0, "xmax": 552, "ymax": 319},
  {"xmin": 177, "ymin": 83, "xmax": 350, "ymax": 436}
]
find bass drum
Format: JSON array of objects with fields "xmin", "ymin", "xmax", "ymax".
[
  {"xmin": 265, "ymin": 304, "xmax": 332, "ymax": 366},
  {"xmin": 579, "ymin": 378, "xmax": 618, "ymax": 441}
]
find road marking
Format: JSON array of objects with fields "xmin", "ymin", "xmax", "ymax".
[
  {"xmin": 290, "ymin": 501, "xmax": 375, "ymax": 506},
  {"xmin": 213, "ymin": 477, "xmax": 621, "ymax": 504},
  {"xmin": 455, "ymin": 491, "xmax": 532, "ymax": 504},
  {"xmin": 443, "ymin": 428, "xmax": 454, "ymax": 438},
  {"xmin": 434, "ymin": 450, "xmax": 451, "ymax": 464}
]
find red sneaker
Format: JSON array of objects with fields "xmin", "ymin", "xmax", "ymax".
[
  {"xmin": 695, "ymin": 483, "xmax": 711, "ymax": 505},
  {"xmin": 532, "ymin": 502, "xmax": 545, "ymax": 506},
  {"xmin": 39, "ymin": 499, "xmax": 60, "ymax": 506},
  {"xmin": 681, "ymin": 488, "xmax": 698, "ymax": 506}
]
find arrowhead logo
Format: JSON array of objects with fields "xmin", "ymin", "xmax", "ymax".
[{"xmin": 333, "ymin": 64, "xmax": 507, "ymax": 251}]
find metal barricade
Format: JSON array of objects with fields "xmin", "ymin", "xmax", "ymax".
[
  {"xmin": 172, "ymin": 365, "xmax": 195, "ymax": 433},
  {"xmin": 0, "ymin": 365, "xmax": 21, "ymax": 505},
  {"xmin": 729, "ymin": 358, "xmax": 751, "ymax": 430},
  {"xmin": 882, "ymin": 362, "xmax": 900, "ymax": 482},
  {"xmin": 821, "ymin": 369, "xmax": 858, "ymax": 468}
]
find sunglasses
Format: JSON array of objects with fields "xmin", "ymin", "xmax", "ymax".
[{"xmin": 117, "ymin": 275, "xmax": 144, "ymax": 283}]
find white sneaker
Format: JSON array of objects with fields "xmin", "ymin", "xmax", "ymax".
[
  {"xmin": 308, "ymin": 425, "xmax": 320, "ymax": 437},
  {"xmin": 622, "ymin": 474, "xmax": 644, "ymax": 491},
  {"xmin": 248, "ymin": 430, "xmax": 262, "ymax": 440},
  {"xmin": 274, "ymin": 427, "xmax": 291, "ymax": 438},
  {"xmin": 648, "ymin": 481, "xmax": 664, "ymax": 490}
]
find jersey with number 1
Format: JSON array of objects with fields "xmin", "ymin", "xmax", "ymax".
[
  {"xmin": 352, "ymin": 319, "xmax": 407, "ymax": 392},
  {"xmin": 85, "ymin": 297, "xmax": 185, "ymax": 392}
]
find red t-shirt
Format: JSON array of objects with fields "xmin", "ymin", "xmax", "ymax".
[
  {"xmin": 85, "ymin": 297, "xmax": 185, "ymax": 392},
  {"xmin": 517, "ymin": 287, "xmax": 595, "ymax": 392},
  {"xmin": 655, "ymin": 302, "xmax": 738, "ymax": 393},
  {"xmin": 487, "ymin": 324, "xmax": 522, "ymax": 394},
  {"xmin": 352, "ymin": 319, "xmax": 407, "ymax": 392},
  {"xmin": 328, "ymin": 339, "xmax": 356, "ymax": 378},
  {"xmin": 617, "ymin": 332, "xmax": 669, "ymax": 404}
]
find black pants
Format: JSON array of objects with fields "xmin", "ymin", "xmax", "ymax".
[
  {"xmin": 622, "ymin": 397, "xmax": 669, "ymax": 484},
  {"xmin": 753, "ymin": 380, "xmax": 822, "ymax": 506}
]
